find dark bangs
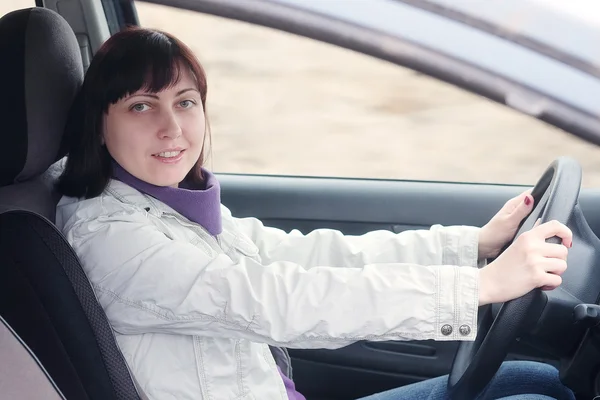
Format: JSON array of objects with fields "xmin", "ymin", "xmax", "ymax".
[
  {"xmin": 93, "ymin": 28, "xmax": 207, "ymax": 111},
  {"xmin": 57, "ymin": 27, "xmax": 210, "ymax": 199}
]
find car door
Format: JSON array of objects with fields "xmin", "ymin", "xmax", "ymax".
[{"xmin": 47, "ymin": 0, "xmax": 600, "ymax": 399}]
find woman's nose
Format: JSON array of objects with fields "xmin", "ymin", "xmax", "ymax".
[{"xmin": 158, "ymin": 110, "xmax": 182, "ymax": 139}]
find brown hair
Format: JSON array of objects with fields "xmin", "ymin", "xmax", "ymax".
[{"xmin": 57, "ymin": 26, "xmax": 210, "ymax": 198}]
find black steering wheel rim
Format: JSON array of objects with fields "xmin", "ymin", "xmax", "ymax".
[{"xmin": 447, "ymin": 157, "xmax": 582, "ymax": 400}]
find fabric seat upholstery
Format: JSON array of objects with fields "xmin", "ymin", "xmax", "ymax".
[{"xmin": 0, "ymin": 315, "xmax": 66, "ymax": 400}]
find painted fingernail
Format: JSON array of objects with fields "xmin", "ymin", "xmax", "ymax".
[{"xmin": 524, "ymin": 196, "xmax": 532, "ymax": 206}]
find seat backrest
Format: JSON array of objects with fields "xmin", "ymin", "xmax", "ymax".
[
  {"xmin": 0, "ymin": 7, "xmax": 145, "ymax": 400},
  {"xmin": 0, "ymin": 210, "xmax": 145, "ymax": 400},
  {"xmin": 0, "ymin": 315, "xmax": 65, "ymax": 400},
  {"xmin": 0, "ymin": 6, "xmax": 81, "ymax": 219}
]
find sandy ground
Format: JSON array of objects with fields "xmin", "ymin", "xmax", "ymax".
[{"xmin": 4, "ymin": 1, "xmax": 600, "ymax": 187}]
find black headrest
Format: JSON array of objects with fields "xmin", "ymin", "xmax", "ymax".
[{"xmin": 0, "ymin": 7, "xmax": 83, "ymax": 186}]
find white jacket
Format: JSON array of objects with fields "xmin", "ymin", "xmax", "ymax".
[{"xmin": 56, "ymin": 179, "xmax": 482, "ymax": 400}]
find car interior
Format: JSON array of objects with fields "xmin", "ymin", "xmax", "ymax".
[
  {"xmin": 0, "ymin": 315, "xmax": 65, "ymax": 400},
  {"xmin": 2, "ymin": 2, "xmax": 600, "ymax": 400}
]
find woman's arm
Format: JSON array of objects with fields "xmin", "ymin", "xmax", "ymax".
[
  {"xmin": 62, "ymin": 200, "xmax": 479, "ymax": 350},
  {"xmin": 229, "ymin": 206, "xmax": 484, "ymax": 270}
]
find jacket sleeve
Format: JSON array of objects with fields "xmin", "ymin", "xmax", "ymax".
[
  {"xmin": 61, "ymin": 200, "xmax": 480, "ymax": 350},
  {"xmin": 229, "ymin": 206, "xmax": 484, "ymax": 270}
]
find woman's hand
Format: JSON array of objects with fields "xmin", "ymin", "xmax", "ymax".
[
  {"xmin": 478, "ymin": 190, "xmax": 535, "ymax": 260},
  {"xmin": 478, "ymin": 220, "xmax": 572, "ymax": 305}
]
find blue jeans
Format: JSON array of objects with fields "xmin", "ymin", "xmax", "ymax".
[{"xmin": 357, "ymin": 361, "xmax": 575, "ymax": 400}]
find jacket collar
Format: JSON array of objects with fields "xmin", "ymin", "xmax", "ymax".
[{"xmin": 105, "ymin": 179, "xmax": 178, "ymax": 217}]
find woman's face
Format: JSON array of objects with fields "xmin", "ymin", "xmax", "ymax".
[{"xmin": 103, "ymin": 67, "xmax": 205, "ymax": 187}]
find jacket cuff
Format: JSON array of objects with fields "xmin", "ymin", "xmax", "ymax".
[
  {"xmin": 434, "ymin": 266, "xmax": 479, "ymax": 341},
  {"xmin": 440, "ymin": 226, "xmax": 484, "ymax": 268}
]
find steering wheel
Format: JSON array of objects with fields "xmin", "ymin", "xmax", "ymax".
[{"xmin": 447, "ymin": 157, "xmax": 582, "ymax": 400}]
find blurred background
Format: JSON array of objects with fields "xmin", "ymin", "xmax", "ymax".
[{"xmin": 3, "ymin": 0, "xmax": 600, "ymax": 186}]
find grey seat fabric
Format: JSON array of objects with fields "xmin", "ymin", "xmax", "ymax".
[
  {"xmin": 0, "ymin": 316, "xmax": 66, "ymax": 400},
  {"xmin": 0, "ymin": 7, "xmax": 147, "ymax": 400}
]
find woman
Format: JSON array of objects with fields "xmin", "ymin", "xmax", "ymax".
[{"xmin": 55, "ymin": 27, "xmax": 574, "ymax": 400}]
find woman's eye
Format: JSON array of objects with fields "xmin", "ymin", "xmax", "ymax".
[
  {"xmin": 179, "ymin": 100, "xmax": 195, "ymax": 109},
  {"xmin": 131, "ymin": 103, "xmax": 150, "ymax": 112}
]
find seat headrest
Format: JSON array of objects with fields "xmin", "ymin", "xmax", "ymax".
[{"xmin": 0, "ymin": 7, "xmax": 83, "ymax": 186}]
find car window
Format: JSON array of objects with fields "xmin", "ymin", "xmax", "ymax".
[
  {"xmin": 0, "ymin": 0, "xmax": 32, "ymax": 18},
  {"xmin": 135, "ymin": 2, "xmax": 600, "ymax": 187}
]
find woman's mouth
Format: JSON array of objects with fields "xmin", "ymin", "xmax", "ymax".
[{"xmin": 152, "ymin": 149, "xmax": 185, "ymax": 163}]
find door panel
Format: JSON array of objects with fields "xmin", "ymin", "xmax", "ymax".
[
  {"xmin": 220, "ymin": 173, "xmax": 600, "ymax": 232},
  {"xmin": 219, "ymin": 173, "xmax": 600, "ymax": 399}
]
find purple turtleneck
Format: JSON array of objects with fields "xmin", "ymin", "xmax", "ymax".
[
  {"xmin": 111, "ymin": 162, "xmax": 305, "ymax": 400},
  {"xmin": 112, "ymin": 163, "xmax": 222, "ymax": 236}
]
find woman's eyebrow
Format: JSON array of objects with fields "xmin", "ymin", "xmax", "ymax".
[
  {"xmin": 126, "ymin": 88, "xmax": 199, "ymax": 100},
  {"xmin": 176, "ymin": 88, "xmax": 200, "ymax": 96}
]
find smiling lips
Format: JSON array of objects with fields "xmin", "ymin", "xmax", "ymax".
[{"xmin": 152, "ymin": 149, "xmax": 185, "ymax": 163}]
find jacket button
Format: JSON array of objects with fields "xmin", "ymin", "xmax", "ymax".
[
  {"xmin": 441, "ymin": 324, "xmax": 453, "ymax": 336},
  {"xmin": 459, "ymin": 325, "xmax": 471, "ymax": 336}
]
